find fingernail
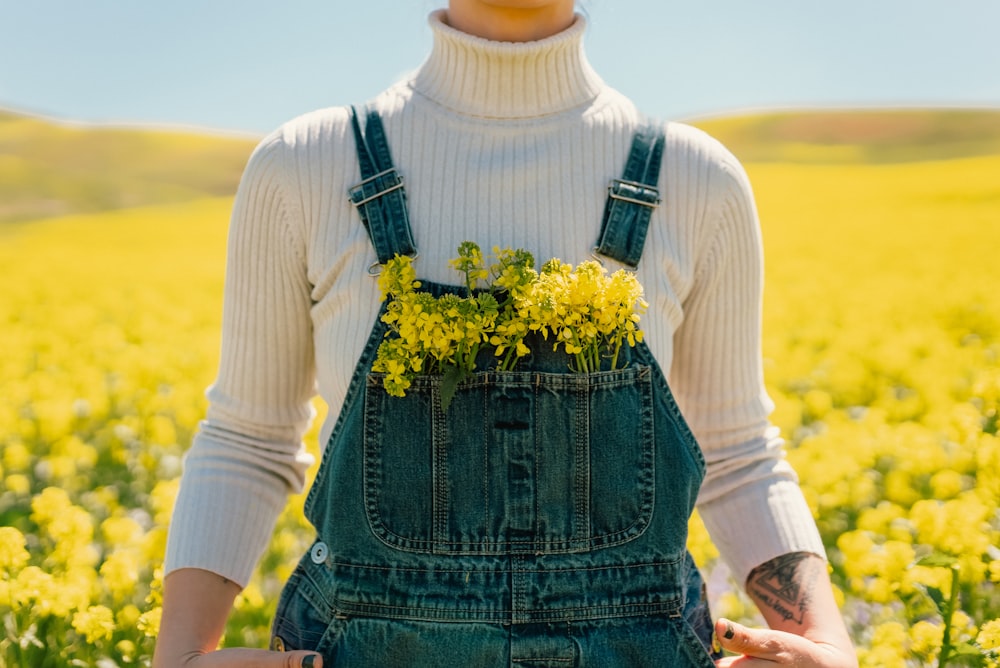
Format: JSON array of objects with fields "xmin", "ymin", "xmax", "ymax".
[
  {"xmin": 724, "ymin": 621, "xmax": 736, "ymax": 640},
  {"xmin": 302, "ymin": 655, "xmax": 317, "ymax": 668}
]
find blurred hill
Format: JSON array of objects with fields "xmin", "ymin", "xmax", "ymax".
[
  {"xmin": 0, "ymin": 109, "xmax": 256, "ymax": 224},
  {"xmin": 3, "ymin": 107, "xmax": 999, "ymax": 224},
  {"xmin": 692, "ymin": 108, "xmax": 1000, "ymax": 164}
]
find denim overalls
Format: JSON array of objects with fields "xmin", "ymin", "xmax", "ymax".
[{"xmin": 269, "ymin": 108, "xmax": 722, "ymax": 667}]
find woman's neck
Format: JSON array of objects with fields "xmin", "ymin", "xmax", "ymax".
[{"xmin": 445, "ymin": 0, "xmax": 575, "ymax": 42}]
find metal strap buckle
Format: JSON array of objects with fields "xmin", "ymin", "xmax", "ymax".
[
  {"xmin": 348, "ymin": 167, "xmax": 404, "ymax": 207},
  {"xmin": 607, "ymin": 178, "xmax": 661, "ymax": 208}
]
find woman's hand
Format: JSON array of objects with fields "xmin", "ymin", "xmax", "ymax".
[
  {"xmin": 157, "ymin": 648, "xmax": 321, "ymax": 668},
  {"xmin": 152, "ymin": 568, "xmax": 323, "ymax": 668},
  {"xmin": 713, "ymin": 552, "xmax": 857, "ymax": 668},
  {"xmin": 714, "ymin": 619, "xmax": 857, "ymax": 667}
]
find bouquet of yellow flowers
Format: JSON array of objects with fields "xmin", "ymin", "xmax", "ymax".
[{"xmin": 372, "ymin": 242, "xmax": 647, "ymax": 407}]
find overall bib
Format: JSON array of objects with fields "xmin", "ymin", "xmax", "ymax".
[{"xmin": 270, "ymin": 108, "xmax": 722, "ymax": 667}]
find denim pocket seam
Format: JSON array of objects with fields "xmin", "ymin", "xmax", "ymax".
[{"xmin": 362, "ymin": 365, "xmax": 656, "ymax": 555}]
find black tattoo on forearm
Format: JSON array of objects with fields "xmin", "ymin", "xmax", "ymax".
[{"xmin": 746, "ymin": 551, "xmax": 821, "ymax": 626}]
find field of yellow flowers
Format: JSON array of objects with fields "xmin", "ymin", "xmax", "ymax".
[{"xmin": 1, "ymin": 119, "xmax": 998, "ymax": 666}]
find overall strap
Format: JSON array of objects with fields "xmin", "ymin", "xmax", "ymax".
[
  {"xmin": 348, "ymin": 106, "xmax": 417, "ymax": 268},
  {"xmin": 593, "ymin": 124, "xmax": 666, "ymax": 268}
]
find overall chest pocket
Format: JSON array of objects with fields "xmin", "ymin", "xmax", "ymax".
[{"xmin": 362, "ymin": 365, "xmax": 655, "ymax": 555}]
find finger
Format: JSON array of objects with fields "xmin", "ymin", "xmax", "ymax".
[
  {"xmin": 192, "ymin": 648, "xmax": 323, "ymax": 668},
  {"xmin": 715, "ymin": 653, "xmax": 781, "ymax": 668},
  {"xmin": 715, "ymin": 618, "xmax": 785, "ymax": 662},
  {"xmin": 715, "ymin": 656, "xmax": 775, "ymax": 667},
  {"xmin": 715, "ymin": 657, "xmax": 753, "ymax": 667}
]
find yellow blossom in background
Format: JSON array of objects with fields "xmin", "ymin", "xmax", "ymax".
[
  {"xmin": 12, "ymin": 566, "xmax": 58, "ymax": 615},
  {"xmin": 2, "ymin": 126, "xmax": 999, "ymax": 665},
  {"xmin": 150, "ymin": 478, "xmax": 180, "ymax": 526},
  {"xmin": 100, "ymin": 550, "xmax": 142, "ymax": 601},
  {"xmin": 71, "ymin": 604, "xmax": 116, "ymax": 643},
  {"xmin": 101, "ymin": 516, "xmax": 145, "ymax": 548},
  {"xmin": 0, "ymin": 527, "xmax": 29, "ymax": 573},
  {"xmin": 235, "ymin": 582, "xmax": 266, "ymax": 610},
  {"xmin": 116, "ymin": 640, "xmax": 138, "ymax": 663},
  {"xmin": 5, "ymin": 473, "xmax": 30, "ymax": 495},
  {"xmin": 137, "ymin": 606, "xmax": 163, "ymax": 638},
  {"xmin": 908, "ymin": 620, "xmax": 942, "ymax": 662},
  {"xmin": 3, "ymin": 442, "xmax": 32, "ymax": 473},
  {"xmin": 29, "ymin": 486, "xmax": 73, "ymax": 525},
  {"xmin": 686, "ymin": 512, "xmax": 719, "ymax": 569},
  {"xmin": 858, "ymin": 621, "xmax": 909, "ymax": 668},
  {"xmin": 979, "ymin": 619, "xmax": 1000, "ymax": 651},
  {"xmin": 117, "ymin": 604, "xmax": 142, "ymax": 629}
]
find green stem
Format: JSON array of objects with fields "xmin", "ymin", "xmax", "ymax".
[
  {"xmin": 937, "ymin": 565, "xmax": 960, "ymax": 667},
  {"xmin": 461, "ymin": 267, "xmax": 472, "ymax": 296},
  {"xmin": 502, "ymin": 336, "xmax": 525, "ymax": 371},
  {"xmin": 612, "ymin": 329, "xmax": 627, "ymax": 370}
]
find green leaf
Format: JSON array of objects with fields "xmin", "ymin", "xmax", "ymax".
[
  {"xmin": 952, "ymin": 641, "xmax": 986, "ymax": 657},
  {"xmin": 923, "ymin": 586, "xmax": 947, "ymax": 616},
  {"xmin": 946, "ymin": 642, "xmax": 985, "ymax": 666},
  {"xmin": 440, "ymin": 364, "xmax": 466, "ymax": 411},
  {"xmin": 916, "ymin": 553, "xmax": 958, "ymax": 569}
]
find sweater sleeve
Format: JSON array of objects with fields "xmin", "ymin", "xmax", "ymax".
[
  {"xmin": 163, "ymin": 129, "xmax": 316, "ymax": 588},
  {"xmin": 669, "ymin": 145, "xmax": 825, "ymax": 587}
]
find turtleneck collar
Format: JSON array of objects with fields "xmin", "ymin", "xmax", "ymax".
[{"xmin": 410, "ymin": 9, "xmax": 605, "ymax": 119}]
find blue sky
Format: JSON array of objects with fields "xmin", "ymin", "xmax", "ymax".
[{"xmin": 2, "ymin": 0, "xmax": 998, "ymax": 135}]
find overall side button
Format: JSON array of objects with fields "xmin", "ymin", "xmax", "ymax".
[{"xmin": 310, "ymin": 541, "xmax": 329, "ymax": 564}]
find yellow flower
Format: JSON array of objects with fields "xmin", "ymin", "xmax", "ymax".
[
  {"xmin": 3, "ymin": 441, "xmax": 32, "ymax": 472},
  {"xmin": 57, "ymin": 565, "xmax": 98, "ymax": 617},
  {"xmin": 147, "ymin": 566, "xmax": 165, "ymax": 607},
  {"xmin": 5, "ymin": 473, "xmax": 30, "ymax": 495},
  {"xmin": 449, "ymin": 240, "xmax": 490, "ymax": 292},
  {"xmin": 858, "ymin": 621, "xmax": 908, "ymax": 668},
  {"xmin": 137, "ymin": 606, "xmax": 163, "ymax": 638},
  {"xmin": 72, "ymin": 604, "xmax": 115, "ymax": 643},
  {"xmin": 100, "ymin": 549, "xmax": 141, "ymax": 601},
  {"xmin": 0, "ymin": 526, "xmax": 30, "ymax": 573},
  {"xmin": 115, "ymin": 640, "xmax": 137, "ymax": 661},
  {"xmin": 235, "ymin": 581, "xmax": 265, "ymax": 610},
  {"xmin": 978, "ymin": 619, "xmax": 1000, "ymax": 651},
  {"xmin": 101, "ymin": 515, "xmax": 145, "ymax": 548},
  {"xmin": 30, "ymin": 486, "xmax": 73, "ymax": 525},
  {"xmin": 149, "ymin": 478, "xmax": 180, "ymax": 527},
  {"xmin": 909, "ymin": 619, "xmax": 943, "ymax": 659},
  {"xmin": 142, "ymin": 526, "xmax": 169, "ymax": 564},
  {"xmin": 41, "ymin": 503, "xmax": 97, "ymax": 569},
  {"xmin": 12, "ymin": 565, "xmax": 58, "ymax": 614},
  {"xmin": 117, "ymin": 603, "xmax": 142, "ymax": 628},
  {"xmin": 686, "ymin": 512, "xmax": 718, "ymax": 567},
  {"xmin": 375, "ymin": 244, "xmax": 648, "ymax": 395},
  {"xmin": 929, "ymin": 469, "xmax": 966, "ymax": 500},
  {"xmin": 378, "ymin": 253, "xmax": 420, "ymax": 300}
]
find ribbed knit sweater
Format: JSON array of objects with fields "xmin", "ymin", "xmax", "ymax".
[{"xmin": 165, "ymin": 10, "xmax": 825, "ymax": 590}]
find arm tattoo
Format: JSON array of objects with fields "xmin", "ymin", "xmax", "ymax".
[{"xmin": 746, "ymin": 551, "xmax": 821, "ymax": 626}]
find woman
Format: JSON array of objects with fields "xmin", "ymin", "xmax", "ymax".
[{"xmin": 153, "ymin": 1, "xmax": 857, "ymax": 666}]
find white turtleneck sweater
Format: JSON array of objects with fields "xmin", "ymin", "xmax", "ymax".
[{"xmin": 165, "ymin": 10, "xmax": 824, "ymax": 590}]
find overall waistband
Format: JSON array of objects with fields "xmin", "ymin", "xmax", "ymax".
[{"xmin": 297, "ymin": 548, "xmax": 691, "ymax": 624}]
